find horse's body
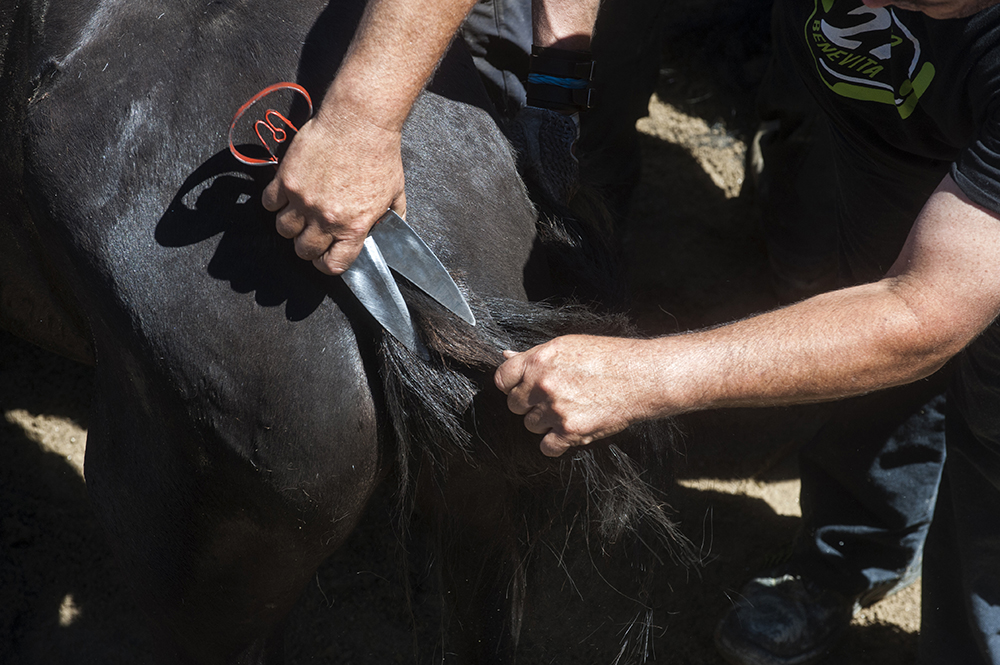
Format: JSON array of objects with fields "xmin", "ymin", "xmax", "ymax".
[{"xmin": 1, "ymin": 1, "xmax": 689, "ymax": 662}]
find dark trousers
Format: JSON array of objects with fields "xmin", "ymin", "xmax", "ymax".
[
  {"xmin": 460, "ymin": 0, "xmax": 671, "ymax": 213},
  {"xmin": 758, "ymin": 3, "xmax": 949, "ymax": 608},
  {"xmin": 915, "ymin": 323, "xmax": 1000, "ymax": 664},
  {"xmin": 919, "ymin": 408, "xmax": 1000, "ymax": 664},
  {"xmin": 764, "ymin": 2, "xmax": 1000, "ymax": 660}
]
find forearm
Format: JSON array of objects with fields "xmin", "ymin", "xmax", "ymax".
[
  {"xmin": 644, "ymin": 177, "xmax": 1000, "ymax": 417},
  {"xmin": 641, "ymin": 278, "xmax": 965, "ymax": 417},
  {"xmin": 497, "ymin": 176, "xmax": 1000, "ymax": 456},
  {"xmin": 320, "ymin": 0, "xmax": 479, "ymax": 130},
  {"xmin": 494, "ymin": 279, "xmax": 966, "ymax": 457},
  {"xmin": 532, "ymin": 0, "xmax": 600, "ymax": 49}
]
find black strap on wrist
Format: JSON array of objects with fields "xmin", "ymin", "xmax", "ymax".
[{"xmin": 526, "ymin": 45, "xmax": 597, "ymax": 113}]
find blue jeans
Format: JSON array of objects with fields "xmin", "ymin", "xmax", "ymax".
[{"xmin": 794, "ymin": 386, "xmax": 946, "ymax": 603}]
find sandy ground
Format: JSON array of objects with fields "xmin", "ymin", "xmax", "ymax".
[{"xmin": 1, "ymin": 5, "xmax": 922, "ymax": 663}]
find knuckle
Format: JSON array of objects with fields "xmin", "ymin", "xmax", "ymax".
[
  {"xmin": 561, "ymin": 419, "xmax": 582, "ymax": 437},
  {"xmin": 533, "ymin": 374, "xmax": 555, "ymax": 396},
  {"xmin": 275, "ymin": 218, "xmax": 301, "ymax": 239},
  {"xmin": 530, "ymin": 345, "xmax": 555, "ymax": 365},
  {"xmin": 294, "ymin": 236, "xmax": 325, "ymax": 260},
  {"xmin": 317, "ymin": 208, "xmax": 342, "ymax": 231},
  {"xmin": 507, "ymin": 392, "xmax": 528, "ymax": 416},
  {"xmin": 560, "ymin": 416, "xmax": 591, "ymax": 441},
  {"xmin": 280, "ymin": 171, "xmax": 303, "ymax": 195}
]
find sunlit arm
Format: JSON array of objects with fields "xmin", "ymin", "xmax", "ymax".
[
  {"xmin": 496, "ymin": 175, "xmax": 1000, "ymax": 456},
  {"xmin": 262, "ymin": 0, "xmax": 479, "ymax": 275}
]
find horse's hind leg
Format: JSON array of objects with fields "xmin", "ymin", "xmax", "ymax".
[{"xmin": 83, "ymin": 355, "xmax": 383, "ymax": 665}]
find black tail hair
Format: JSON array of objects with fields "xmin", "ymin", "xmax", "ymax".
[{"xmin": 378, "ymin": 276, "xmax": 700, "ymax": 662}]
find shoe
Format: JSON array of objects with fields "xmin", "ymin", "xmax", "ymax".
[{"xmin": 714, "ymin": 570, "xmax": 856, "ymax": 665}]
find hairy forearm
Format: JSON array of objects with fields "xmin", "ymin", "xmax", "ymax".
[
  {"xmin": 640, "ymin": 277, "xmax": 965, "ymax": 417},
  {"xmin": 532, "ymin": 0, "xmax": 600, "ymax": 49},
  {"xmin": 320, "ymin": 0, "xmax": 479, "ymax": 130},
  {"xmin": 496, "ymin": 177, "xmax": 1000, "ymax": 456},
  {"xmin": 640, "ymin": 178, "xmax": 1000, "ymax": 417},
  {"xmin": 493, "ymin": 280, "xmax": 966, "ymax": 457}
]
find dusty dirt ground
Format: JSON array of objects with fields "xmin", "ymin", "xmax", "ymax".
[{"xmin": 1, "ymin": 3, "xmax": 922, "ymax": 664}]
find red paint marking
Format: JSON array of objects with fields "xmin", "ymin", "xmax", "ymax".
[{"xmin": 229, "ymin": 82, "xmax": 313, "ymax": 166}]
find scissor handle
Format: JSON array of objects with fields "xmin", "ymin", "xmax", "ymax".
[{"xmin": 229, "ymin": 82, "xmax": 313, "ymax": 166}]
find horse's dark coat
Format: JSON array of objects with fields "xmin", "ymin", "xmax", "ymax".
[{"xmin": 1, "ymin": 1, "xmax": 694, "ymax": 663}]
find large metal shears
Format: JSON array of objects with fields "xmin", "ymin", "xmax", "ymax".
[{"xmin": 229, "ymin": 83, "xmax": 475, "ymax": 353}]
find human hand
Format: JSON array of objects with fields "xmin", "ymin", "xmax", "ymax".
[
  {"xmin": 494, "ymin": 335, "xmax": 648, "ymax": 457},
  {"xmin": 261, "ymin": 107, "xmax": 406, "ymax": 275}
]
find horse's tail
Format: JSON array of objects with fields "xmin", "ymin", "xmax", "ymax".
[{"xmin": 377, "ymin": 260, "xmax": 700, "ymax": 661}]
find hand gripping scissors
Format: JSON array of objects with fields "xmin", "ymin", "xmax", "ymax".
[{"xmin": 229, "ymin": 83, "xmax": 476, "ymax": 355}]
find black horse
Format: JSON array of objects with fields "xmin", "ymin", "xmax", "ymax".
[{"xmin": 1, "ymin": 1, "xmax": 694, "ymax": 662}]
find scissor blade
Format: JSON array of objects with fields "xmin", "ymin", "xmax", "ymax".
[
  {"xmin": 370, "ymin": 211, "xmax": 476, "ymax": 326},
  {"xmin": 341, "ymin": 236, "xmax": 425, "ymax": 355}
]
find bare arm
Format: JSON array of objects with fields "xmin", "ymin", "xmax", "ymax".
[
  {"xmin": 532, "ymin": 0, "xmax": 600, "ymax": 49},
  {"xmin": 496, "ymin": 175, "xmax": 1000, "ymax": 456},
  {"xmin": 262, "ymin": 0, "xmax": 478, "ymax": 275}
]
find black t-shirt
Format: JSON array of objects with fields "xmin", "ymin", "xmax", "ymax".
[
  {"xmin": 775, "ymin": 0, "xmax": 1000, "ymax": 450},
  {"xmin": 775, "ymin": 0, "xmax": 1000, "ymax": 215}
]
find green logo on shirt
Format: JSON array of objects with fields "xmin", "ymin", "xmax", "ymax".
[{"xmin": 806, "ymin": 0, "xmax": 935, "ymax": 119}]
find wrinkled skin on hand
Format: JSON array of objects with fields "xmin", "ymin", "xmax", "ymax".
[
  {"xmin": 494, "ymin": 335, "xmax": 650, "ymax": 457},
  {"xmin": 262, "ymin": 107, "xmax": 406, "ymax": 275}
]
